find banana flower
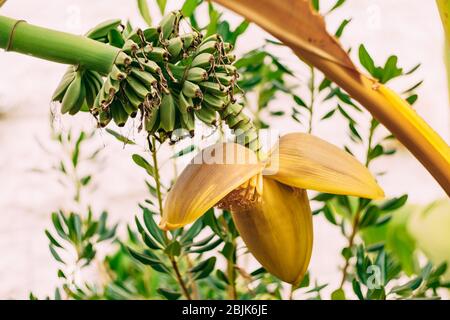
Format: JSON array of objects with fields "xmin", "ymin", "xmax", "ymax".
[{"xmin": 160, "ymin": 133, "xmax": 383, "ymax": 284}]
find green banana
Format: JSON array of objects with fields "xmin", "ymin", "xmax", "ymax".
[
  {"xmin": 126, "ymin": 76, "xmax": 150, "ymax": 99},
  {"xmin": 159, "ymin": 11, "xmax": 181, "ymax": 40},
  {"xmin": 192, "ymin": 53, "xmax": 214, "ymax": 69},
  {"xmin": 52, "ymin": 66, "xmax": 76, "ymax": 102},
  {"xmin": 221, "ymin": 103, "xmax": 244, "ymax": 119},
  {"xmin": 197, "ymin": 41, "xmax": 218, "ymax": 54},
  {"xmin": 180, "ymin": 110, "xmax": 195, "ymax": 136},
  {"xmin": 145, "ymin": 108, "xmax": 160, "ymax": 133},
  {"xmin": 178, "ymin": 92, "xmax": 194, "ymax": 113},
  {"xmin": 186, "ymin": 67, "xmax": 208, "ymax": 82},
  {"xmin": 84, "ymin": 74, "xmax": 98, "ymax": 108},
  {"xmin": 199, "ymin": 82, "xmax": 229, "ymax": 96},
  {"xmin": 159, "ymin": 93, "xmax": 176, "ymax": 133},
  {"xmin": 195, "ymin": 104, "xmax": 217, "ymax": 125},
  {"xmin": 109, "ymin": 65, "xmax": 127, "ymax": 81},
  {"xmin": 98, "ymin": 109, "xmax": 112, "ymax": 127},
  {"xmin": 86, "ymin": 19, "xmax": 122, "ymax": 40},
  {"xmin": 131, "ymin": 68, "xmax": 157, "ymax": 88},
  {"xmin": 68, "ymin": 79, "xmax": 86, "ymax": 115},
  {"xmin": 214, "ymin": 73, "xmax": 234, "ymax": 86},
  {"xmin": 167, "ymin": 37, "xmax": 184, "ymax": 59},
  {"xmin": 182, "ymin": 81, "xmax": 203, "ymax": 98},
  {"xmin": 61, "ymin": 73, "xmax": 82, "ymax": 114},
  {"xmin": 203, "ymin": 93, "xmax": 228, "ymax": 110},
  {"xmin": 123, "ymin": 84, "xmax": 144, "ymax": 110},
  {"xmin": 110, "ymin": 99, "xmax": 129, "ymax": 127},
  {"xmin": 146, "ymin": 47, "xmax": 169, "ymax": 62}
]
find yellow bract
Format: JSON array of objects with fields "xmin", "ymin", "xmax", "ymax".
[
  {"xmin": 232, "ymin": 178, "xmax": 313, "ymax": 285},
  {"xmin": 161, "ymin": 143, "xmax": 264, "ymax": 230},
  {"xmin": 267, "ymin": 133, "xmax": 385, "ymax": 199}
]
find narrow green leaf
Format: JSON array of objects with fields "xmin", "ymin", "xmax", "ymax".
[{"xmin": 137, "ymin": 0, "xmax": 152, "ymax": 26}]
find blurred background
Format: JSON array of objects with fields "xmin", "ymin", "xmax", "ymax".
[{"xmin": 0, "ymin": 0, "xmax": 448, "ymax": 299}]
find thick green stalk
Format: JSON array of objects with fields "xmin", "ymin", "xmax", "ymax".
[{"xmin": 0, "ymin": 15, "xmax": 120, "ymax": 74}]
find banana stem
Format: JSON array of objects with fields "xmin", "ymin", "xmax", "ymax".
[{"xmin": 0, "ymin": 15, "xmax": 120, "ymax": 74}]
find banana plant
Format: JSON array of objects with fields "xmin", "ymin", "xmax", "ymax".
[{"xmin": 211, "ymin": 0, "xmax": 450, "ymax": 196}]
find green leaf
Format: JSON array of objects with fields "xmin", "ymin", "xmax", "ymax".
[
  {"xmin": 80, "ymin": 175, "xmax": 91, "ymax": 186},
  {"xmin": 137, "ymin": 0, "xmax": 152, "ymax": 26},
  {"xmin": 157, "ymin": 288, "xmax": 181, "ymax": 300},
  {"xmin": 180, "ymin": 219, "xmax": 203, "ymax": 243},
  {"xmin": 329, "ymin": 0, "xmax": 346, "ymax": 13},
  {"xmin": 45, "ymin": 230, "xmax": 63, "ymax": 249},
  {"xmin": 132, "ymin": 154, "xmax": 154, "ymax": 176},
  {"xmin": 331, "ymin": 288, "xmax": 346, "ymax": 300},
  {"xmin": 182, "ymin": 0, "xmax": 201, "ymax": 17},
  {"xmin": 216, "ymin": 269, "xmax": 230, "ymax": 284},
  {"xmin": 352, "ymin": 279, "xmax": 364, "ymax": 300},
  {"xmin": 359, "ymin": 206, "xmax": 381, "ymax": 229},
  {"xmin": 293, "ymin": 95, "xmax": 308, "ymax": 108},
  {"xmin": 156, "ymin": 0, "xmax": 167, "ymax": 14},
  {"xmin": 190, "ymin": 257, "xmax": 216, "ymax": 280},
  {"xmin": 311, "ymin": 0, "xmax": 320, "ymax": 11},
  {"xmin": 105, "ymin": 128, "xmax": 135, "ymax": 145},
  {"xmin": 406, "ymin": 94, "xmax": 418, "ymax": 105},
  {"xmin": 380, "ymin": 195, "xmax": 408, "ymax": 211},
  {"xmin": 358, "ymin": 45, "xmax": 376, "ymax": 75},
  {"xmin": 72, "ymin": 132, "xmax": 85, "ymax": 168},
  {"xmin": 381, "ymin": 56, "xmax": 403, "ymax": 84},
  {"xmin": 49, "ymin": 245, "xmax": 65, "ymax": 264},
  {"xmin": 142, "ymin": 208, "xmax": 165, "ymax": 244}
]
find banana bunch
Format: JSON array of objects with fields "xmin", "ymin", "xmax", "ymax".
[{"xmin": 52, "ymin": 12, "xmax": 261, "ymax": 152}]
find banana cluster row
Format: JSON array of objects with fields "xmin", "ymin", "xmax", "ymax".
[{"xmin": 52, "ymin": 12, "xmax": 261, "ymax": 152}]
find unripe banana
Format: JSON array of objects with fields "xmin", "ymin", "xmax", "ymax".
[
  {"xmin": 126, "ymin": 76, "xmax": 150, "ymax": 99},
  {"xmin": 216, "ymin": 64, "xmax": 237, "ymax": 75},
  {"xmin": 225, "ymin": 53, "xmax": 236, "ymax": 64},
  {"xmin": 98, "ymin": 108, "xmax": 112, "ymax": 127},
  {"xmin": 214, "ymin": 73, "xmax": 234, "ymax": 86},
  {"xmin": 123, "ymin": 85, "xmax": 143, "ymax": 110},
  {"xmin": 109, "ymin": 65, "xmax": 127, "ymax": 81},
  {"xmin": 202, "ymin": 34, "xmax": 222, "ymax": 43},
  {"xmin": 110, "ymin": 99, "xmax": 129, "ymax": 127},
  {"xmin": 123, "ymin": 39, "xmax": 139, "ymax": 55},
  {"xmin": 182, "ymin": 81, "xmax": 203, "ymax": 98},
  {"xmin": 146, "ymin": 47, "xmax": 169, "ymax": 63},
  {"xmin": 199, "ymin": 82, "xmax": 229, "ymax": 96},
  {"xmin": 186, "ymin": 67, "xmax": 208, "ymax": 82},
  {"xmin": 180, "ymin": 111, "xmax": 195, "ymax": 136},
  {"xmin": 203, "ymin": 93, "xmax": 228, "ymax": 110},
  {"xmin": 195, "ymin": 104, "xmax": 217, "ymax": 125},
  {"xmin": 221, "ymin": 103, "xmax": 244, "ymax": 119},
  {"xmin": 84, "ymin": 75, "xmax": 98, "ymax": 108},
  {"xmin": 86, "ymin": 19, "xmax": 122, "ymax": 40},
  {"xmin": 145, "ymin": 108, "xmax": 160, "ymax": 133},
  {"xmin": 159, "ymin": 11, "xmax": 181, "ymax": 40},
  {"xmin": 178, "ymin": 92, "xmax": 194, "ymax": 113},
  {"xmin": 143, "ymin": 27, "xmax": 159, "ymax": 43},
  {"xmin": 197, "ymin": 41, "xmax": 217, "ymax": 54},
  {"xmin": 159, "ymin": 93, "xmax": 176, "ymax": 133},
  {"xmin": 104, "ymin": 76, "xmax": 120, "ymax": 95},
  {"xmin": 68, "ymin": 80, "xmax": 86, "ymax": 115},
  {"xmin": 192, "ymin": 53, "xmax": 214, "ymax": 69},
  {"xmin": 167, "ymin": 37, "xmax": 183, "ymax": 59},
  {"xmin": 131, "ymin": 68, "xmax": 157, "ymax": 89},
  {"xmin": 85, "ymin": 70, "xmax": 103, "ymax": 92},
  {"xmin": 226, "ymin": 111, "xmax": 249, "ymax": 129},
  {"xmin": 181, "ymin": 32, "xmax": 200, "ymax": 50},
  {"xmin": 61, "ymin": 73, "xmax": 82, "ymax": 114},
  {"xmin": 52, "ymin": 66, "xmax": 76, "ymax": 102},
  {"xmin": 141, "ymin": 59, "xmax": 161, "ymax": 75},
  {"xmin": 168, "ymin": 64, "xmax": 187, "ymax": 82}
]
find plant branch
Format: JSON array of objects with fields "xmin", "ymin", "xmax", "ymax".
[{"xmin": 170, "ymin": 257, "xmax": 192, "ymax": 300}]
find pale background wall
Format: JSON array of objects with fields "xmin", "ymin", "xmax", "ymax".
[{"xmin": 0, "ymin": 0, "xmax": 448, "ymax": 299}]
